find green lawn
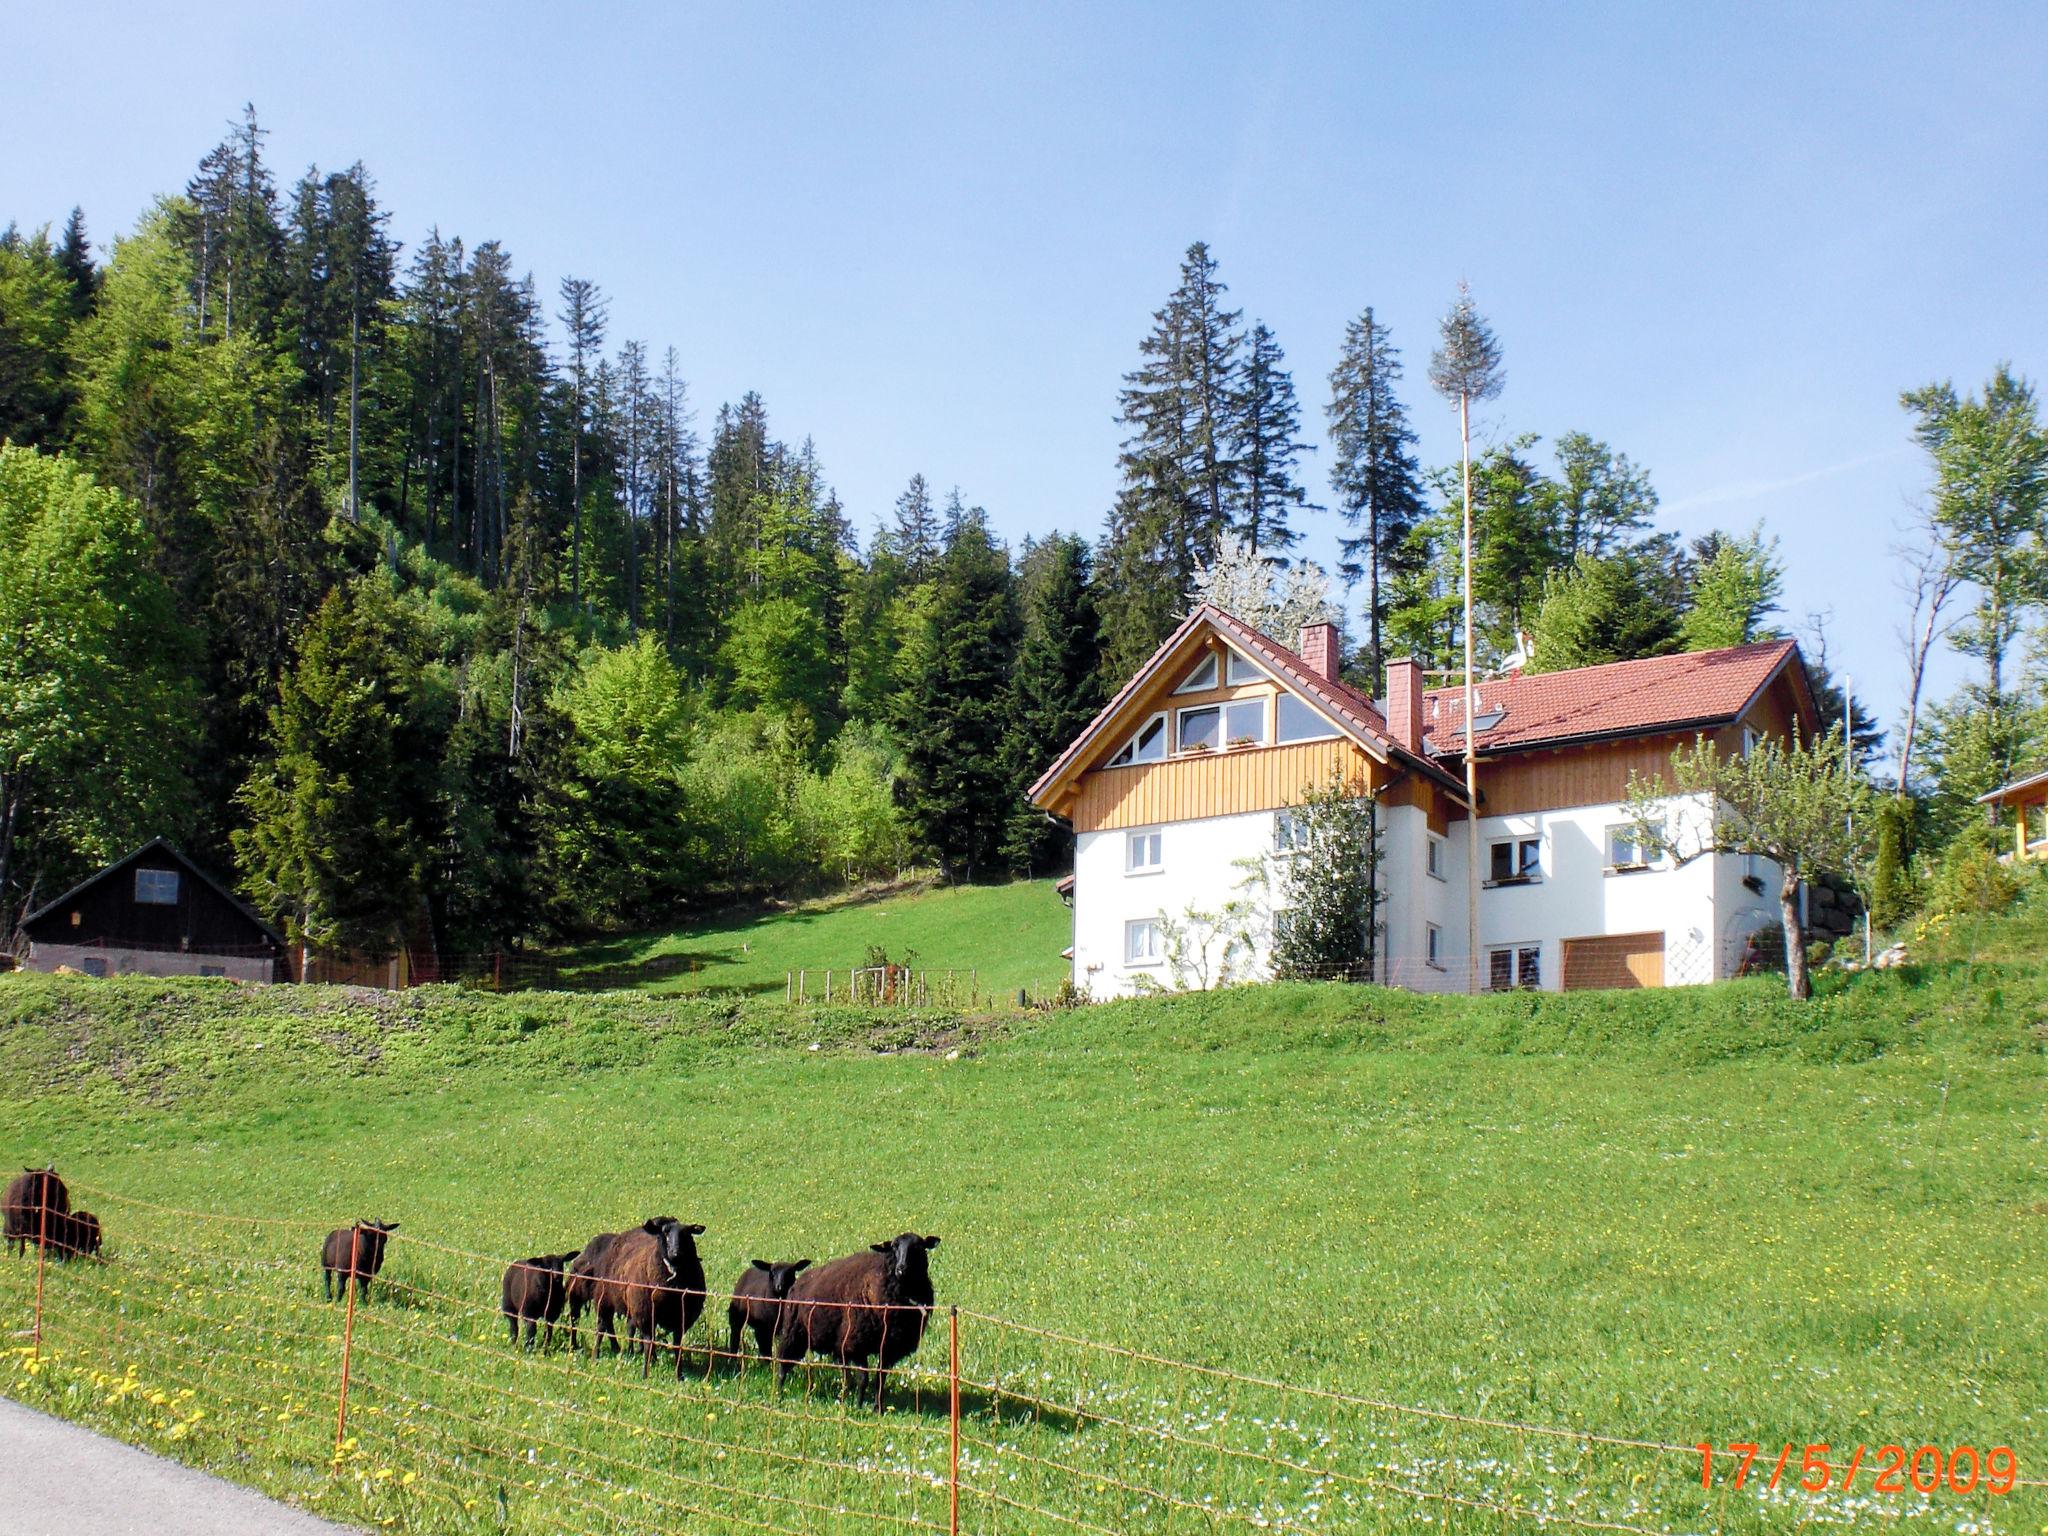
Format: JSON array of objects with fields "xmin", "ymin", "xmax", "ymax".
[
  {"xmin": 0, "ymin": 891, "xmax": 2042, "ymax": 1534},
  {"xmin": 527, "ymin": 877, "xmax": 1070, "ymax": 1004}
]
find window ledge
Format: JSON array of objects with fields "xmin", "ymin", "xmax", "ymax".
[
  {"xmin": 1425, "ymin": 870, "xmax": 1447, "ymax": 883},
  {"xmin": 1483, "ymin": 876, "xmax": 1541, "ymax": 889},
  {"xmin": 1124, "ymin": 867, "xmax": 1164, "ymax": 878},
  {"xmin": 1603, "ymin": 864, "xmax": 1652, "ymax": 877}
]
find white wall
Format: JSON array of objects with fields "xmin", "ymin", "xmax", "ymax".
[
  {"xmin": 1379, "ymin": 803, "xmax": 1467, "ymax": 993},
  {"xmin": 27, "ymin": 942, "xmax": 278, "ymax": 983},
  {"xmin": 1073, "ymin": 810, "xmax": 1281, "ymax": 999}
]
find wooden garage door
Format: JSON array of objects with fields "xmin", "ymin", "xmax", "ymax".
[{"xmin": 1562, "ymin": 932, "xmax": 1665, "ymax": 990}]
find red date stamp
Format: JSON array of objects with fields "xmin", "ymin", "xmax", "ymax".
[{"xmin": 1696, "ymin": 1442, "xmax": 2019, "ymax": 1496}]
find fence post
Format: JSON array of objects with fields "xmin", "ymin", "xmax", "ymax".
[
  {"xmin": 31, "ymin": 1193, "xmax": 49, "ymax": 1360},
  {"xmin": 948, "ymin": 1305, "xmax": 961, "ymax": 1536},
  {"xmin": 333, "ymin": 1228, "xmax": 360, "ymax": 1461}
]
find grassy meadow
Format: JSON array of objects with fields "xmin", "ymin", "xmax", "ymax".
[
  {"xmin": 524, "ymin": 877, "xmax": 1070, "ymax": 1003},
  {"xmin": 0, "ymin": 891, "xmax": 2042, "ymax": 1533}
]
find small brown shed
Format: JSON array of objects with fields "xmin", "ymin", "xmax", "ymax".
[{"xmin": 19, "ymin": 838, "xmax": 286, "ymax": 982}]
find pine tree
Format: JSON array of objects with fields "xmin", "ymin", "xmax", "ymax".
[
  {"xmin": 557, "ymin": 277, "xmax": 607, "ymax": 602},
  {"xmin": 895, "ymin": 518, "xmax": 1019, "ymax": 880},
  {"xmin": 1098, "ymin": 241, "xmax": 1246, "ymax": 675},
  {"xmin": 1680, "ymin": 528, "xmax": 1783, "ymax": 650},
  {"xmin": 1526, "ymin": 550, "xmax": 1682, "ymax": 672},
  {"xmin": 1232, "ymin": 321, "xmax": 1313, "ymax": 560},
  {"xmin": 55, "ymin": 207, "xmax": 97, "ymax": 320},
  {"xmin": 1001, "ymin": 534, "xmax": 1103, "ymax": 875},
  {"xmin": 1546, "ymin": 432, "xmax": 1656, "ymax": 559},
  {"xmin": 1326, "ymin": 307, "xmax": 1425, "ymax": 689},
  {"xmin": 892, "ymin": 472, "xmax": 938, "ymax": 576}
]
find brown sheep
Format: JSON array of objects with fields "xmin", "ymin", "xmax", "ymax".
[
  {"xmin": 321, "ymin": 1220, "xmax": 399, "ymax": 1302},
  {"xmin": 589, "ymin": 1217, "xmax": 706, "ymax": 1378},
  {"xmin": 52, "ymin": 1209, "xmax": 102, "ymax": 1260},
  {"xmin": 3, "ymin": 1167, "xmax": 69, "ymax": 1256},
  {"xmin": 726, "ymin": 1258, "xmax": 812, "ymax": 1362},
  {"xmin": 773, "ymin": 1233, "xmax": 939, "ymax": 1408},
  {"xmin": 501, "ymin": 1250, "xmax": 581, "ymax": 1349},
  {"xmin": 564, "ymin": 1231, "xmax": 621, "ymax": 1353}
]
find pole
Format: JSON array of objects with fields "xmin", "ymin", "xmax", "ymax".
[
  {"xmin": 334, "ymin": 1228, "xmax": 360, "ymax": 1460},
  {"xmin": 31, "ymin": 1192, "xmax": 49, "ymax": 1360},
  {"xmin": 1460, "ymin": 390, "xmax": 1481, "ymax": 995},
  {"xmin": 948, "ymin": 1305, "xmax": 961, "ymax": 1536}
]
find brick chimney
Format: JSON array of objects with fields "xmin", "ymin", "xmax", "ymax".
[
  {"xmin": 1385, "ymin": 657, "xmax": 1424, "ymax": 753},
  {"xmin": 1298, "ymin": 621, "xmax": 1340, "ymax": 683}
]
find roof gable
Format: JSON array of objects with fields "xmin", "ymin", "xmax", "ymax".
[
  {"xmin": 21, "ymin": 837, "xmax": 285, "ymax": 946},
  {"xmin": 1027, "ymin": 605, "xmax": 1463, "ymax": 809},
  {"xmin": 1422, "ymin": 639, "xmax": 1812, "ymax": 756}
]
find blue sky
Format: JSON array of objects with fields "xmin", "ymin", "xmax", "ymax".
[{"xmin": 10, "ymin": 2, "xmax": 2045, "ymax": 753}]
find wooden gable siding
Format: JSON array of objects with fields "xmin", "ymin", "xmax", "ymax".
[
  {"xmin": 1384, "ymin": 772, "xmax": 1453, "ymax": 834},
  {"xmin": 1073, "ymin": 738, "xmax": 1373, "ymax": 832},
  {"xmin": 1473, "ymin": 736, "xmax": 1685, "ymax": 817}
]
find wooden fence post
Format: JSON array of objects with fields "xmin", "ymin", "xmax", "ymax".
[
  {"xmin": 31, "ymin": 1194, "xmax": 49, "ymax": 1360},
  {"xmin": 333, "ymin": 1228, "xmax": 360, "ymax": 1461},
  {"xmin": 948, "ymin": 1305, "xmax": 961, "ymax": 1536}
]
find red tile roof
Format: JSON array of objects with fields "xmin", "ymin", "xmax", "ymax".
[{"xmin": 1422, "ymin": 638, "xmax": 1807, "ymax": 755}]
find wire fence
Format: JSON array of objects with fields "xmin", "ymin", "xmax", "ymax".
[{"xmin": 2, "ymin": 1176, "xmax": 2038, "ymax": 1534}]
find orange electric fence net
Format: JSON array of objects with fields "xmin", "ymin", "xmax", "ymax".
[{"xmin": 0, "ymin": 1179, "xmax": 2038, "ymax": 1535}]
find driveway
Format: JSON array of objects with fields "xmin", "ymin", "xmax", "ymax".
[{"xmin": 0, "ymin": 1395, "xmax": 359, "ymax": 1534}]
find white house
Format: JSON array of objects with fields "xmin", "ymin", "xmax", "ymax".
[{"xmin": 1027, "ymin": 605, "xmax": 1817, "ymax": 999}]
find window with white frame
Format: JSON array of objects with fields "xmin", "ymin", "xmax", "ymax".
[
  {"xmin": 1225, "ymin": 649, "xmax": 1266, "ymax": 685},
  {"xmin": 1222, "ymin": 697, "xmax": 1267, "ymax": 747},
  {"xmin": 1174, "ymin": 653, "xmax": 1219, "ymax": 693},
  {"xmin": 1125, "ymin": 918, "xmax": 1162, "ymax": 967},
  {"xmin": 1126, "ymin": 829, "xmax": 1162, "ymax": 874},
  {"xmin": 1178, "ymin": 705, "xmax": 1222, "ymax": 753},
  {"xmin": 1741, "ymin": 725, "xmax": 1759, "ymax": 758},
  {"xmin": 1426, "ymin": 833, "xmax": 1446, "ymax": 880},
  {"xmin": 1605, "ymin": 824, "xmax": 1651, "ymax": 871},
  {"xmin": 1275, "ymin": 693, "xmax": 1337, "ymax": 744},
  {"xmin": 1273, "ymin": 907, "xmax": 1296, "ymax": 947},
  {"xmin": 1426, "ymin": 922, "xmax": 1445, "ymax": 969},
  {"xmin": 134, "ymin": 868, "xmax": 181, "ymax": 905},
  {"xmin": 1274, "ymin": 809, "xmax": 1308, "ymax": 855},
  {"xmin": 1487, "ymin": 836, "xmax": 1541, "ymax": 885},
  {"xmin": 1107, "ymin": 713, "xmax": 1168, "ymax": 768},
  {"xmin": 1488, "ymin": 943, "xmax": 1541, "ymax": 991}
]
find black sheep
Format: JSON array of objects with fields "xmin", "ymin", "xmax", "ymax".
[
  {"xmin": 3, "ymin": 1167, "xmax": 69, "ymax": 1256},
  {"xmin": 589, "ymin": 1217, "xmax": 706, "ymax": 1378},
  {"xmin": 53, "ymin": 1208, "xmax": 102, "ymax": 1260},
  {"xmin": 773, "ymin": 1232, "xmax": 940, "ymax": 1408},
  {"xmin": 320, "ymin": 1220, "xmax": 399, "ymax": 1302},
  {"xmin": 726, "ymin": 1257, "xmax": 812, "ymax": 1361},
  {"xmin": 501, "ymin": 1250, "xmax": 581, "ymax": 1348}
]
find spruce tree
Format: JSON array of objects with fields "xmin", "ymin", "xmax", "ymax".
[
  {"xmin": 1231, "ymin": 321, "xmax": 1313, "ymax": 560},
  {"xmin": 557, "ymin": 276, "xmax": 608, "ymax": 602},
  {"xmin": 55, "ymin": 207, "xmax": 96, "ymax": 320},
  {"xmin": 1001, "ymin": 534, "xmax": 1103, "ymax": 875},
  {"xmin": 1326, "ymin": 306, "xmax": 1425, "ymax": 690},
  {"xmin": 895, "ymin": 516, "xmax": 1019, "ymax": 880},
  {"xmin": 892, "ymin": 472, "xmax": 938, "ymax": 576}
]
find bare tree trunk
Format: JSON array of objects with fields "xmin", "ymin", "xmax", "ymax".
[
  {"xmin": 1460, "ymin": 392, "xmax": 1480, "ymax": 995},
  {"xmin": 1779, "ymin": 863, "xmax": 1810, "ymax": 1001},
  {"xmin": 347, "ymin": 289, "xmax": 361, "ymax": 523}
]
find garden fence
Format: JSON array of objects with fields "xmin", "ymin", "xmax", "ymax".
[{"xmin": 3, "ymin": 1177, "xmax": 2038, "ymax": 1534}]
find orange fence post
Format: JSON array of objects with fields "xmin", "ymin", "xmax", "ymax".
[
  {"xmin": 333, "ymin": 1227, "xmax": 360, "ymax": 1461},
  {"xmin": 948, "ymin": 1305, "xmax": 961, "ymax": 1536},
  {"xmin": 31, "ymin": 1195, "xmax": 49, "ymax": 1360}
]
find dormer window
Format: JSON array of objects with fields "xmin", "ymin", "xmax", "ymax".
[
  {"xmin": 1107, "ymin": 713, "xmax": 1168, "ymax": 768},
  {"xmin": 1174, "ymin": 653, "xmax": 1219, "ymax": 693}
]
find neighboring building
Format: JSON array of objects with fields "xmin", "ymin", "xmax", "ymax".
[
  {"xmin": 19, "ymin": 838, "xmax": 286, "ymax": 982},
  {"xmin": 1027, "ymin": 605, "xmax": 1818, "ymax": 999},
  {"xmin": 1976, "ymin": 769, "xmax": 2048, "ymax": 860}
]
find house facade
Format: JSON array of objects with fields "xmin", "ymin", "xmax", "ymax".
[
  {"xmin": 19, "ymin": 838, "xmax": 287, "ymax": 982},
  {"xmin": 1028, "ymin": 606, "xmax": 1816, "ymax": 999}
]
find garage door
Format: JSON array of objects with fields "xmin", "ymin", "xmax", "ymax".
[{"xmin": 1561, "ymin": 932, "xmax": 1665, "ymax": 990}]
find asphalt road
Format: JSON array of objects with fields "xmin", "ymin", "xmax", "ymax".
[{"xmin": 0, "ymin": 1394, "xmax": 359, "ymax": 1534}]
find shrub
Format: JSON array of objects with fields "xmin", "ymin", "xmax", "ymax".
[
  {"xmin": 1927, "ymin": 822, "xmax": 2021, "ymax": 918},
  {"xmin": 1866, "ymin": 796, "xmax": 1919, "ymax": 929}
]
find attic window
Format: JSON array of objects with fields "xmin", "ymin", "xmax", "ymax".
[
  {"xmin": 1108, "ymin": 713, "xmax": 1168, "ymax": 768},
  {"xmin": 1174, "ymin": 653, "xmax": 1219, "ymax": 693},
  {"xmin": 1276, "ymin": 694, "xmax": 1337, "ymax": 744},
  {"xmin": 1225, "ymin": 650, "xmax": 1265, "ymax": 685},
  {"xmin": 1469, "ymin": 707, "xmax": 1507, "ymax": 734},
  {"xmin": 134, "ymin": 868, "xmax": 181, "ymax": 905}
]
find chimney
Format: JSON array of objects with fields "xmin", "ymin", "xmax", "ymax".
[
  {"xmin": 1298, "ymin": 621, "xmax": 1340, "ymax": 683},
  {"xmin": 1385, "ymin": 657, "xmax": 1424, "ymax": 753}
]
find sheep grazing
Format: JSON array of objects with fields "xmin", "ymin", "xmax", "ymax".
[
  {"xmin": 726, "ymin": 1258, "xmax": 812, "ymax": 1362},
  {"xmin": 320, "ymin": 1220, "xmax": 400, "ymax": 1302},
  {"xmin": 773, "ymin": 1232, "xmax": 940, "ymax": 1408},
  {"xmin": 501, "ymin": 1250, "xmax": 581, "ymax": 1349},
  {"xmin": 589, "ymin": 1216, "xmax": 706, "ymax": 1378},
  {"xmin": 564, "ymin": 1231, "xmax": 620, "ymax": 1354},
  {"xmin": 3, "ymin": 1167, "xmax": 69, "ymax": 1257},
  {"xmin": 53, "ymin": 1209, "xmax": 102, "ymax": 1261}
]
